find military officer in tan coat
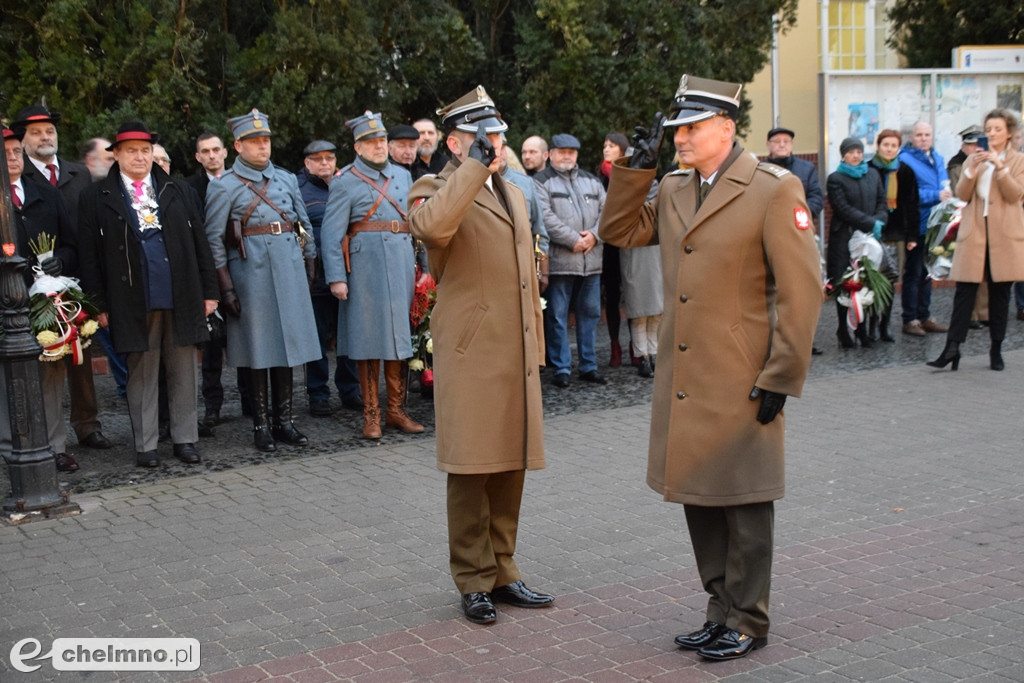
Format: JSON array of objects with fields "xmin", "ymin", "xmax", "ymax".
[
  {"xmin": 599, "ymin": 76, "xmax": 822, "ymax": 660},
  {"xmin": 408, "ymin": 86, "xmax": 552, "ymax": 626}
]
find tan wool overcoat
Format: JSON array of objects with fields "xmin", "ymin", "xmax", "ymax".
[
  {"xmin": 408, "ymin": 158, "xmax": 546, "ymax": 475},
  {"xmin": 599, "ymin": 148, "xmax": 823, "ymax": 506},
  {"xmin": 951, "ymin": 147, "xmax": 1024, "ymax": 283}
]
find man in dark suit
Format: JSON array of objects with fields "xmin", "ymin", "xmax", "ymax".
[
  {"xmin": 1, "ymin": 127, "xmax": 80, "ymax": 472},
  {"xmin": 184, "ymin": 131, "xmax": 228, "ymax": 206},
  {"xmin": 183, "ymin": 130, "xmax": 243, "ymax": 431},
  {"xmin": 11, "ymin": 104, "xmax": 113, "ymax": 452},
  {"xmin": 78, "ymin": 122, "xmax": 219, "ymax": 468}
]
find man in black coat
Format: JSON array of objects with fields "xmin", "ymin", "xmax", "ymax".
[
  {"xmin": 78, "ymin": 122, "xmax": 219, "ymax": 468},
  {"xmin": 11, "ymin": 104, "xmax": 114, "ymax": 452},
  {"xmin": 1, "ymin": 126, "xmax": 80, "ymax": 472}
]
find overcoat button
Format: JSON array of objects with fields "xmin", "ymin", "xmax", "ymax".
[
  {"xmin": 684, "ymin": 245, "xmax": 693, "ymax": 253},
  {"xmin": 676, "ymin": 391, "xmax": 687, "ymax": 399},
  {"xmin": 679, "ymin": 294, "xmax": 688, "ymax": 303},
  {"xmin": 678, "ymin": 343, "xmax": 687, "ymax": 351}
]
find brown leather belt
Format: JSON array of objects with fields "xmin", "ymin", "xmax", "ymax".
[
  {"xmin": 348, "ymin": 220, "xmax": 410, "ymax": 234},
  {"xmin": 242, "ymin": 221, "xmax": 294, "ymax": 237}
]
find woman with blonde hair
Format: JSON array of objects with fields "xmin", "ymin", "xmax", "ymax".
[{"xmin": 928, "ymin": 108, "xmax": 1024, "ymax": 371}]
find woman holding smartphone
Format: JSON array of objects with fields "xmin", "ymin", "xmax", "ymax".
[{"xmin": 928, "ymin": 108, "xmax": 1024, "ymax": 371}]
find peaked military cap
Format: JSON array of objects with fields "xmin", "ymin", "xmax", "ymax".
[
  {"xmin": 665, "ymin": 75, "xmax": 742, "ymax": 127},
  {"xmin": 958, "ymin": 124, "xmax": 983, "ymax": 143},
  {"xmin": 106, "ymin": 121, "xmax": 160, "ymax": 151},
  {"xmin": 437, "ymin": 86, "xmax": 508, "ymax": 135},
  {"xmin": 345, "ymin": 111, "xmax": 387, "ymax": 142},
  {"xmin": 11, "ymin": 104, "xmax": 62, "ymax": 131},
  {"xmin": 228, "ymin": 109, "xmax": 272, "ymax": 140}
]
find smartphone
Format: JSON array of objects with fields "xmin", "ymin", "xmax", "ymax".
[{"xmin": 977, "ymin": 135, "xmax": 989, "ymax": 151}]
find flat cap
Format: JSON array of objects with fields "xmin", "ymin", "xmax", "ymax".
[
  {"xmin": 767, "ymin": 126, "xmax": 795, "ymax": 140},
  {"xmin": 550, "ymin": 133, "xmax": 581, "ymax": 150},
  {"xmin": 388, "ymin": 124, "xmax": 420, "ymax": 141},
  {"xmin": 303, "ymin": 140, "xmax": 336, "ymax": 156}
]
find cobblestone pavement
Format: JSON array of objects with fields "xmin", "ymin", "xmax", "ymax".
[{"xmin": 2, "ymin": 288, "xmax": 1024, "ymax": 681}]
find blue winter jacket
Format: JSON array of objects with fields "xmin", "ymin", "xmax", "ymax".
[{"xmin": 898, "ymin": 144, "xmax": 949, "ymax": 236}]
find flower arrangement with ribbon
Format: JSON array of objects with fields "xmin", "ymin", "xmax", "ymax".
[
  {"xmin": 27, "ymin": 234, "xmax": 100, "ymax": 364},
  {"xmin": 828, "ymin": 230, "xmax": 894, "ymax": 330},
  {"xmin": 409, "ymin": 269, "xmax": 437, "ymax": 389},
  {"xmin": 924, "ymin": 197, "xmax": 966, "ymax": 280}
]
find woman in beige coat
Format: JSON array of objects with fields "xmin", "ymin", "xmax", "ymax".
[{"xmin": 928, "ymin": 108, "xmax": 1024, "ymax": 371}]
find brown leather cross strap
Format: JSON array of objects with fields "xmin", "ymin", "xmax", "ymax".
[
  {"xmin": 346, "ymin": 166, "xmax": 408, "ymax": 220},
  {"xmin": 240, "ymin": 178, "xmax": 293, "ymax": 227},
  {"xmin": 348, "ymin": 220, "xmax": 410, "ymax": 234},
  {"xmin": 242, "ymin": 221, "xmax": 294, "ymax": 237}
]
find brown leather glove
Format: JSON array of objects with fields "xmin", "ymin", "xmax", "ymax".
[
  {"xmin": 538, "ymin": 256, "xmax": 550, "ymax": 295},
  {"xmin": 216, "ymin": 266, "xmax": 241, "ymax": 318}
]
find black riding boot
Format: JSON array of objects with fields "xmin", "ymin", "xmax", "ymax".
[
  {"xmin": 250, "ymin": 368, "xmax": 275, "ymax": 452},
  {"xmin": 270, "ymin": 366, "xmax": 308, "ymax": 445}
]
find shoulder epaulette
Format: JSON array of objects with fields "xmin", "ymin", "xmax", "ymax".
[{"xmin": 757, "ymin": 162, "xmax": 790, "ymax": 178}]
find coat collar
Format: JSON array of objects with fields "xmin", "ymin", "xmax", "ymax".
[
  {"xmin": 670, "ymin": 143, "xmax": 754, "ymax": 236},
  {"xmin": 232, "ymin": 157, "xmax": 276, "ymax": 182},
  {"xmin": 439, "ymin": 158, "xmax": 514, "ymax": 227}
]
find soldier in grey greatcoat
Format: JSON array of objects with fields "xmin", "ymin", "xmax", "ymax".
[
  {"xmin": 203, "ymin": 109, "xmax": 320, "ymax": 452},
  {"xmin": 321, "ymin": 111, "xmax": 423, "ymax": 440}
]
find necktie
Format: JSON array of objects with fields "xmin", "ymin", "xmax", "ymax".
[
  {"xmin": 132, "ymin": 180, "xmax": 145, "ymax": 202},
  {"xmin": 46, "ymin": 164, "xmax": 58, "ymax": 187},
  {"xmin": 11, "ymin": 184, "xmax": 21, "ymax": 208},
  {"xmin": 698, "ymin": 181, "xmax": 711, "ymax": 208}
]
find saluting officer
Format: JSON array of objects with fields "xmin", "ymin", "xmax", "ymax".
[
  {"xmin": 599, "ymin": 76, "xmax": 822, "ymax": 660},
  {"xmin": 321, "ymin": 112, "xmax": 424, "ymax": 440},
  {"xmin": 203, "ymin": 109, "xmax": 320, "ymax": 453},
  {"xmin": 409, "ymin": 86, "xmax": 552, "ymax": 625}
]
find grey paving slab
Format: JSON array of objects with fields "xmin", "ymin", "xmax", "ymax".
[{"xmin": 2, "ymin": 290, "xmax": 1024, "ymax": 681}]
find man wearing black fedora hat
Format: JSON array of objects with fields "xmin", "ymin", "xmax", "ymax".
[
  {"xmin": 78, "ymin": 121, "xmax": 218, "ymax": 468},
  {"xmin": 600, "ymin": 75, "xmax": 822, "ymax": 660},
  {"xmin": 11, "ymin": 103, "xmax": 114, "ymax": 453}
]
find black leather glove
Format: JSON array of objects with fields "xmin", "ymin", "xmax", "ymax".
[
  {"xmin": 628, "ymin": 112, "xmax": 666, "ymax": 170},
  {"xmin": 221, "ymin": 289, "xmax": 241, "ymax": 318},
  {"xmin": 467, "ymin": 121, "xmax": 496, "ymax": 166},
  {"xmin": 40, "ymin": 256, "xmax": 62, "ymax": 276},
  {"xmin": 305, "ymin": 257, "xmax": 316, "ymax": 290},
  {"xmin": 749, "ymin": 386, "xmax": 786, "ymax": 425}
]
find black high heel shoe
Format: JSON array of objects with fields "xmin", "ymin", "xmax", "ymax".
[{"xmin": 926, "ymin": 341, "xmax": 961, "ymax": 371}]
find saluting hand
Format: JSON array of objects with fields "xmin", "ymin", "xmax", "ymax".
[
  {"xmin": 468, "ymin": 121, "xmax": 497, "ymax": 169},
  {"xmin": 628, "ymin": 112, "xmax": 666, "ymax": 170}
]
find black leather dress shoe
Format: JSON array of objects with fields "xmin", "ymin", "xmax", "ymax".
[
  {"xmin": 490, "ymin": 580, "xmax": 554, "ymax": 608},
  {"xmin": 461, "ymin": 592, "xmax": 497, "ymax": 624},
  {"xmin": 54, "ymin": 453, "xmax": 79, "ymax": 472},
  {"xmin": 674, "ymin": 621, "xmax": 725, "ymax": 650},
  {"xmin": 552, "ymin": 373, "xmax": 570, "ymax": 388},
  {"xmin": 579, "ymin": 370, "xmax": 608, "ymax": 385},
  {"xmin": 136, "ymin": 450, "xmax": 160, "ymax": 468},
  {"xmin": 172, "ymin": 443, "xmax": 201, "ymax": 464},
  {"xmin": 309, "ymin": 399, "xmax": 333, "ymax": 417},
  {"xmin": 79, "ymin": 431, "xmax": 112, "ymax": 449},
  {"xmin": 697, "ymin": 629, "xmax": 767, "ymax": 660}
]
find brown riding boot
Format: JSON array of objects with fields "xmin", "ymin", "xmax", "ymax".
[
  {"xmin": 384, "ymin": 361, "xmax": 425, "ymax": 433},
  {"xmin": 357, "ymin": 359, "xmax": 382, "ymax": 439}
]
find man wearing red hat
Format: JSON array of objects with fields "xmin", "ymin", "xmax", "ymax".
[
  {"xmin": 11, "ymin": 104, "xmax": 114, "ymax": 453},
  {"xmin": 1, "ymin": 127, "xmax": 80, "ymax": 472},
  {"xmin": 77, "ymin": 121, "xmax": 218, "ymax": 468}
]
